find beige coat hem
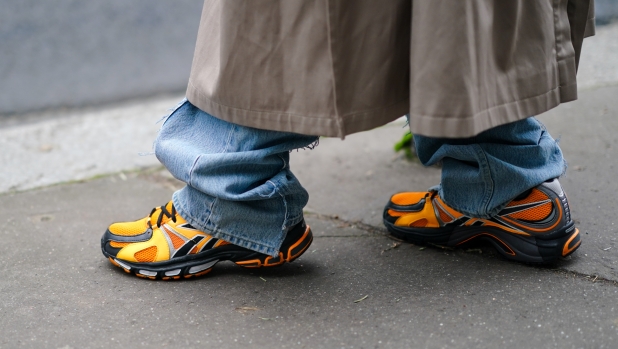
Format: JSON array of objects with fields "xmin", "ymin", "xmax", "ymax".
[
  {"xmin": 187, "ymin": 0, "xmax": 594, "ymax": 139},
  {"xmin": 409, "ymin": 83, "xmax": 577, "ymax": 138},
  {"xmin": 187, "ymin": 79, "xmax": 408, "ymax": 138},
  {"xmin": 409, "ymin": 56, "xmax": 579, "ymax": 138},
  {"xmin": 188, "ymin": 54, "xmax": 579, "ymax": 139}
]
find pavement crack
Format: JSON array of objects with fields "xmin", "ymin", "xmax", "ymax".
[
  {"xmin": 304, "ymin": 212, "xmax": 392, "ymax": 237},
  {"xmin": 552, "ymin": 269, "xmax": 618, "ymax": 287},
  {"xmin": 304, "ymin": 214, "xmax": 618, "ymax": 286}
]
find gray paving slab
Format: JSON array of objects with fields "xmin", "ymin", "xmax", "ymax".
[
  {"xmin": 577, "ymin": 22, "xmax": 618, "ymax": 90},
  {"xmin": 1, "ymin": 176, "xmax": 618, "ymax": 349},
  {"xmin": 539, "ymin": 85, "xmax": 618, "ymax": 280},
  {"xmin": 0, "ymin": 96, "xmax": 179, "ymax": 193}
]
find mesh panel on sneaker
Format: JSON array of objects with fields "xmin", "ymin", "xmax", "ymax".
[
  {"xmin": 409, "ymin": 218, "xmax": 428, "ymax": 227},
  {"xmin": 109, "ymin": 218, "xmax": 149, "ymax": 236},
  {"xmin": 505, "ymin": 188, "xmax": 552, "ymax": 221},
  {"xmin": 507, "ymin": 189, "xmax": 549, "ymax": 206},
  {"xmin": 165, "ymin": 229, "xmax": 185, "ymax": 249},
  {"xmin": 436, "ymin": 205, "xmax": 453, "ymax": 223},
  {"xmin": 134, "ymin": 246, "xmax": 157, "ymax": 262},
  {"xmin": 110, "ymin": 241, "xmax": 130, "ymax": 248},
  {"xmin": 508, "ymin": 202, "xmax": 552, "ymax": 221}
]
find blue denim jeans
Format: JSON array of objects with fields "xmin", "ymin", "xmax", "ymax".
[
  {"xmin": 413, "ymin": 117, "xmax": 565, "ymax": 218},
  {"xmin": 154, "ymin": 100, "xmax": 318, "ymax": 256},
  {"xmin": 155, "ymin": 100, "xmax": 564, "ymax": 255}
]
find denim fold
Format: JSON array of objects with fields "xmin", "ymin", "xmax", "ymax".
[
  {"xmin": 154, "ymin": 100, "xmax": 318, "ymax": 256},
  {"xmin": 413, "ymin": 117, "xmax": 565, "ymax": 218},
  {"xmin": 156, "ymin": 100, "xmax": 565, "ymax": 255}
]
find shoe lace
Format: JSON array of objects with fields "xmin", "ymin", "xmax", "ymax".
[
  {"xmin": 148, "ymin": 203, "xmax": 177, "ymax": 228},
  {"xmin": 426, "ymin": 190, "xmax": 438, "ymax": 200},
  {"xmin": 424, "ymin": 190, "xmax": 441, "ymax": 209}
]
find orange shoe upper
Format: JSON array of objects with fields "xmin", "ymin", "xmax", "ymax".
[{"xmin": 107, "ymin": 202, "xmax": 218, "ymax": 263}]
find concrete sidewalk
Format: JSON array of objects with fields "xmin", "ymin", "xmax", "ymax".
[
  {"xmin": 1, "ymin": 22, "xmax": 617, "ymax": 349},
  {"xmin": 1, "ymin": 172, "xmax": 617, "ymax": 349}
]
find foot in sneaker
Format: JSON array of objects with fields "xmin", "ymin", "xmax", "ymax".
[
  {"xmin": 383, "ymin": 179, "xmax": 580, "ymax": 263},
  {"xmin": 101, "ymin": 202, "xmax": 313, "ymax": 280}
]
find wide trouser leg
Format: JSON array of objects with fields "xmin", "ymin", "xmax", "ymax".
[
  {"xmin": 154, "ymin": 100, "xmax": 318, "ymax": 257},
  {"xmin": 413, "ymin": 117, "xmax": 565, "ymax": 218}
]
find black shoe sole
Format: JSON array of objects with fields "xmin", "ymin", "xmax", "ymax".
[
  {"xmin": 384, "ymin": 218, "xmax": 580, "ymax": 264},
  {"xmin": 101, "ymin": 222, "xmax": 313, "ymax": 280}
]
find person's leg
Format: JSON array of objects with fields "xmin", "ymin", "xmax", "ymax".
[
  {"xmin": 414, "ymin": 117, "xmax": 565, "ymax": 218},
  {"xmin": 155, "ymin": 100, "xmax": 318, "ymax": 256},
  {"xmin": 383, "ymin": 117, "xmax": 581, "ymax": 263},
  {"xmin": 101, "ymin": 100, "xmax": 318, "ymax": 279}
]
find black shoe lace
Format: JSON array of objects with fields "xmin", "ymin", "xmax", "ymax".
[
  {"xmin": 148, "ymin": 203, "xmax": 177, "ymax": 228},
  {"xmin": 426, "ymin": 190, "xmax": 438, "ymax": 200}
]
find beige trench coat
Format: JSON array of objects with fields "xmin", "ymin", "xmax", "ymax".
[{"xmin": 186, "ymin": 0, "xmax": 595, "ymax": 138}]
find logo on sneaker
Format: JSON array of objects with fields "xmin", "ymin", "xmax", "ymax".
[
  {"xmin": 497, "ymin": 200, "xmax": 552, "ymax": 217},
  {"xmin": 159, "ymin": 224, "xmax": 212, "ymax": 259}
]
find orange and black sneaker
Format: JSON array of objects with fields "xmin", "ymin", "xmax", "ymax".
[
  {"xmin": 101, "ymin": 202, "xmax": 313, "ymax": 280},
  {"xmin": 383, "ymin": 179, "xmax": 580, "ymax": 263}
]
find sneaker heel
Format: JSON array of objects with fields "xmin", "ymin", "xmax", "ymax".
[
  {"xmin": 234, "ymin": 226, "xmax": 313, "ymax": 268},
  {"xmin": 561, "ymin": 228, "xmax": 581, "ymax": 257},
  {"xmin": 284, "ymin": 227, "xmax": 313, "ymax": 262}
]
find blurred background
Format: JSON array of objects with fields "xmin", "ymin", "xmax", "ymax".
[
  {"xmin": 0, "ymin": 0, "xmax": 203, "ymax": 115},
  {"xmin": 0, "ymin": 0, "xmax": 616, "ymax": 116},
  {"xmin": 598, "ymin": 0, "xmax": 618, "ymax": 24}
]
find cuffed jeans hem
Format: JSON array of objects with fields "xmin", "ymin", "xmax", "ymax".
[
  {"xmin": 172, "ymin": 192, "xmax": 284, "ymax": 257},
  {"xmin": 155, "ymin": 100, "xmax": 316, "ymax": 258},
  {"xmin": 433, "ymin": 181, "xmax": 540, "ymax": 220},
  {"xmin": 284, "ymin": 213, "xmax": 305, "ymax": 230},
  {"xmin": 415, "ymin": 117, "xmax": 566, "ymax": 219}
]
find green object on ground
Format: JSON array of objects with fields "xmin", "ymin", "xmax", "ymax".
[{"xmin": 394, "ymin": 132, "xmax": 416, "ymax": 160}]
